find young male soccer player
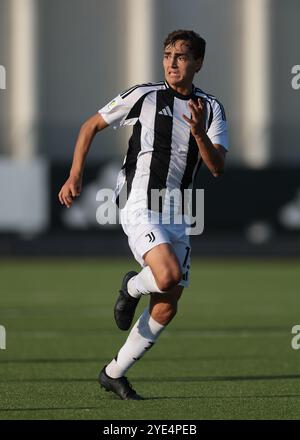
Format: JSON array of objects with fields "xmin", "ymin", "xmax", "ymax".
[{"xmin": 58, "ymin": 30, "xmax": 229, "ymax": 400}]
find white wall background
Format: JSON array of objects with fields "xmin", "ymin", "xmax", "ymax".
[{"xmin": 0, "ymin": 0, "xmax": 299, "ymax": 164}]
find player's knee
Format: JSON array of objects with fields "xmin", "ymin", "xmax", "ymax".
[{"xmin": 156, "ymin": 267, "xmax": 182, "ymax": 292}]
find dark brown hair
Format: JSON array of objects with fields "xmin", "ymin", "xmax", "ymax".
[{"xmin": 164, "ymin": 29, "xmax": 206, "ymax": 60}]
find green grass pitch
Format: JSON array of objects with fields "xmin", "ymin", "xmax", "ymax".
[{"xmin": 0, "ymin": 258, "xmax": 300, "ymax": 420}]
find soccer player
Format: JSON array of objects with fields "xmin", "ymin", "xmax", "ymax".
[{"xmin": 58, "ymin": 30, "xmax": 228, "ymax": 400}]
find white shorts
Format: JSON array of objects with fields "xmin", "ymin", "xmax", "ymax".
[{"xmin": 120, "ymin": 203, "xmax": 191, "ymax": 287}]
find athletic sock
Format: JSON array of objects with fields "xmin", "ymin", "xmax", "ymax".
[
  {"xmin": 105, "ymin": 308, "xmax": 165, "ymax": 379},
  {"xmin": 127, "ymin": 266, "xmax": 165, "ymax": 298}
]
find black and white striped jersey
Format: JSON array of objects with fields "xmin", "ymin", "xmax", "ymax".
[{"xmin": 98, "ymin": 80, "xmax": 228, "ymax": 211}]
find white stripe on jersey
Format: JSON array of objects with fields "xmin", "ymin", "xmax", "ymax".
[
  {"xmin": 99, "ymin": 82, "xmax": 166, "ymax": 128},
  {"xmin": 164, "ymin": 97, "xmax": 192, "ymax": 210}
]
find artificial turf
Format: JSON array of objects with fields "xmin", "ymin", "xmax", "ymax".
[{"xmin": 0, "ymin": 258, "xmax": 300, "ymax": 419}]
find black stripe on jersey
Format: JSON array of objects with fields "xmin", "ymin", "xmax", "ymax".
[
  {"xmin": 195, "ymin": 88, "xmax": 227, "ymax": 122},
  {"xmin": 193, "ymin": 157, "xmax": 203, "ymax": 180},
  {"xmin": 191, "ymin": 93, "xmax": 213, "ymax": 133},
  {"xmin": 180, "ymin": 134, "xmax": 203, "ymax": 214},
  {"xmin": 147, "ymin": 89, "xmax": 175, "ymax": 211},
  {"xmin": 125, "ymin": 91, "xmax": 151, "ymax": 120},
  {"xmin": 120, "ymin": 81, "xmax": 165, "ymax": 99},
  {"xmin": 115, "ymin": 121, "xmax": 142, "ymax": 208},
  {"xmin": 180, "ymin": 133, "xmax": 199, "ymax": 192},
  {"xmin": 207, "ymin": 100, "xmax": 213, "ymax": 130}
]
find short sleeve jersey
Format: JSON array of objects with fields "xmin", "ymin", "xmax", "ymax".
[{"xmin": 98, "ymin": 81, "xmax": 228, "ymax": 210}]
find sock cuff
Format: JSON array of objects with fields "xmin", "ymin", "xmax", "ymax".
[
  {"xmin": 137, "ymin": 308, "xmax": 165, "ymax": 340},
  {"xmin": 145, "ymin": 266, "xmax": 165, "ymax": 293},
  {"xmin": 148, "ymin": 313, "xmax": 165, "ymax": 332}
]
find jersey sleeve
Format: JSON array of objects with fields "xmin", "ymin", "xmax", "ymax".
[
  {"xmin": 98, "ymin": 85, "xmax": 147, "ymax": 128},
  {"xmin": 206, "ymin": 99, "xmax": 229, "ymax": 150}
]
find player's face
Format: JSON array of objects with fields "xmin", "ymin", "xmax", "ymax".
[{"xmin": 163, "ymin": 40, "xmax": 203, "ymax": 91}]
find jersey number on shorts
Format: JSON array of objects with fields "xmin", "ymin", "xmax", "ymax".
[{"xmin": 182, "ymin": 246, "xmax": 191, "ymax": 282}]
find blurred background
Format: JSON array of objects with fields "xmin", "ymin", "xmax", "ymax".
[{"xmin": 0, "ymin": 0, "xmax": 300, "ymax": 257}]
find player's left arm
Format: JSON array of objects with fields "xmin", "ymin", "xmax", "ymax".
[{"xmin": 183, "ymin": 98, "xmax": 227, "ymax": 178}]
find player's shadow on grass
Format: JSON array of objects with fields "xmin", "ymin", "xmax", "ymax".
[
  {"xmin": 0, "ymin": 358, "xmax": 108, "ymax": 364},
  {"xmin": 144, "ymin": 394, "xmax": 300, "ymax": 401},
  {"xmin": 0, "ymin": 353, "xmax": 283, "ymax": 364},
  {"xmin": 2, "ymin": 373, "xmax": 300, "ymax": 385},
  {"xmin": 0, "ymin": 406, "xmax": 100, "ymax": 413},
  {"xmin": 2, "ymin": 392, "xmax": 300, "ymax": 410},
  {"xmin": 134, "ymin": 374, "xmax": 300, "ymax": 383}
]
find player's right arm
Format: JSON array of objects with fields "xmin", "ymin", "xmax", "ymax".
[
  {"xmin": 59, "ymin": 84, "xmax": 156, "ymax": 207},
  {"xmin": 58, "ymin": 113, "xmax": 108, "ymax": 208}
]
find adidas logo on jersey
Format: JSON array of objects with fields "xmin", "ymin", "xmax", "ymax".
[{"xmin": 158, "ymin": 106, "xmax": 172, "ymax": 117}]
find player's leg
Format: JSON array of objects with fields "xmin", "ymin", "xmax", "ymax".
[
  {"xmin": 100, "ymin": 284, "xmax": 183, "ymax": 399},
  {"xmin": 108, "ymin": 286, "xmax": 183, "ymax": 378},
  {"xmin": 149, "ymin": 284, "xmax": 183, "ymax": 325},
  {"xmin": 99, "ymin": 288, "xmax": 187, "ymax": 400},
  {"xmin": 98, "ymin": 215, "xmax": 189, "ymax": 399},
  {"xmin": 114, "ymin": 242, "xmax": 182, "ymax": 331},
  {"xmin": 146, "ymin": 236, "xmax": 190, "ymax": 326},
  {"xmin": 140, "ymin": 242, "xmax": 182, "ymax": 292},
  {"xmin": 123, "ymin": 233, "xmax": 190, "ymax": 303},
  {"xmin": 114, "ymin": 212, "xmax": 181, "ymax": 330},
  {"xmin": 127, "ymin": 242, "xmax": 182, "ymax": 297},
  {"xmin": 100, "ymin": 242, "xmax": 189, "ymax": 399}
]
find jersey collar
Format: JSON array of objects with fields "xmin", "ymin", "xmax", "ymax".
[{"xmin": 164, "ymin": 80, "xmax": 195, "ymax": 100}]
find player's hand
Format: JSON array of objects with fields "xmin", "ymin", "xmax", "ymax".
[
  {"xmin": 58, "ymin": 174, "xmax": 82, "ymax": 208},
  {"xmin": 183, "ymin": 98, "xmax": 206, "ymax": 138}
]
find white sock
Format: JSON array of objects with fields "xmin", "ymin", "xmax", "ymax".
[
  {"xmin": 105, "ymin": 308, "xmax": 165, "ymax": 378},
  {"xmin": 127, "ymin": 266, "xmax": 165, "ymax": 298}
]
